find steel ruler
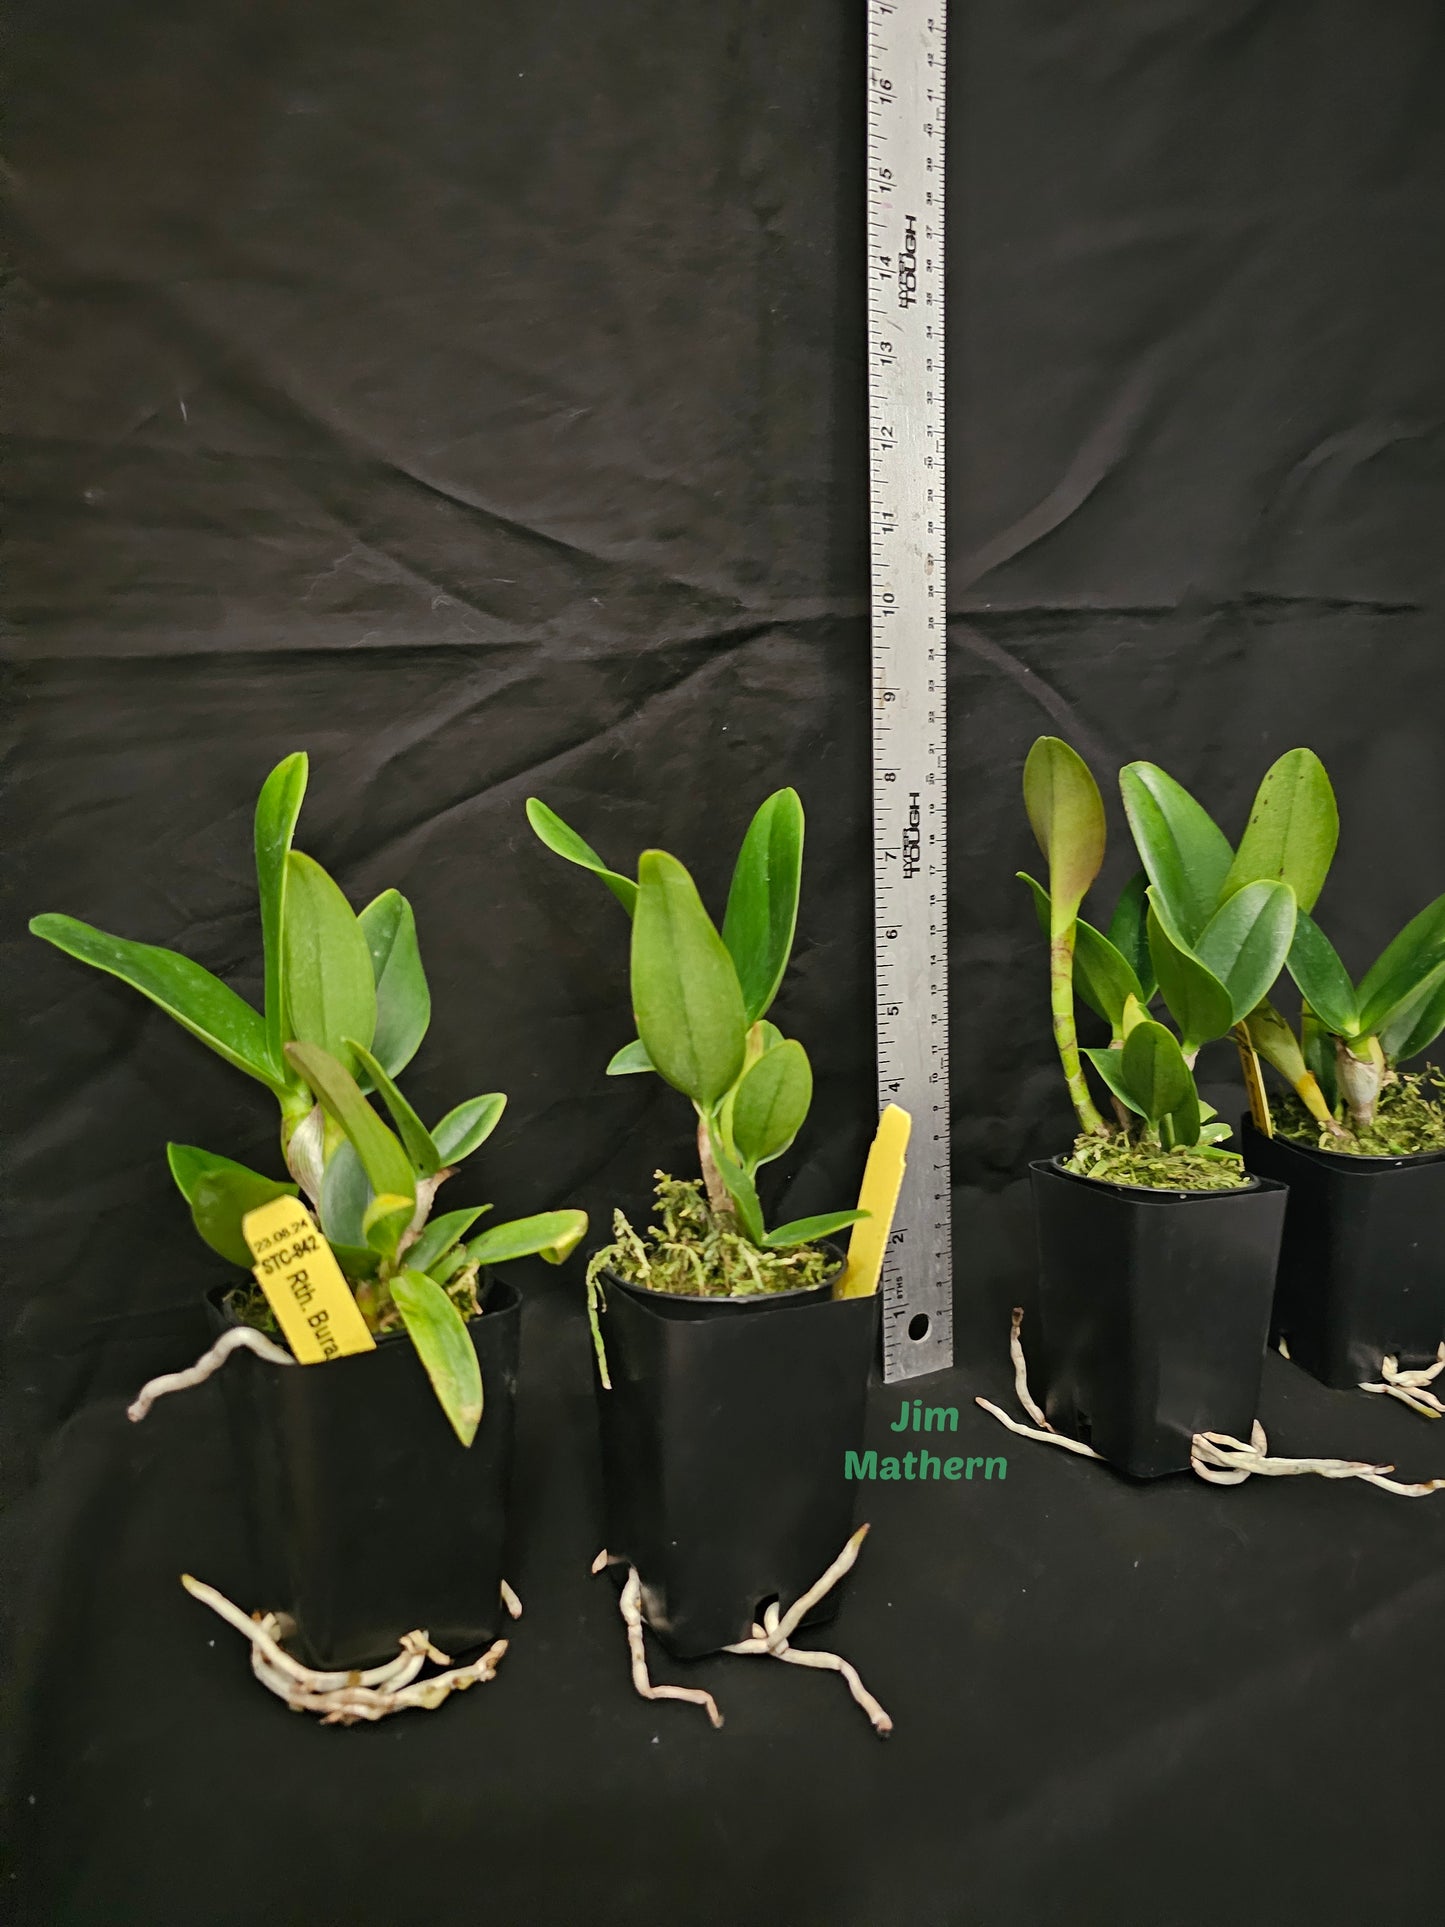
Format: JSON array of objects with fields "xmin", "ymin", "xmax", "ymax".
[{"xmin": 865, "ymin": 0, "xmax": 953, "ymax": 1381}]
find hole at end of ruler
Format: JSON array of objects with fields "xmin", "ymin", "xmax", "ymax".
[{"xmin": 906, "ymin": 1312, "xmax": 930, "ymax": 1342}]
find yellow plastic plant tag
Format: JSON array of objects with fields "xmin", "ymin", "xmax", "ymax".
[
  {"xmin": 241, "ymin": 1196, "xmax": 376, "ymax": 1364},
  {"xmin": 835, "ymin": 1104, "xmax": 912, "ymax": 1299}
]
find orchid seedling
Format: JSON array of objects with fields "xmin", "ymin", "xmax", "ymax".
[
  {"xmin": 1021, "ymin": 737, "xmax": 1304, "ymax": 1187},
  {"xmin": 527, "ymin": 789, "xmax": 868, "ymax": 1301},
  {"xmin": 31, "ymin": 753, "xmax": 587, "ymax": 1443}
]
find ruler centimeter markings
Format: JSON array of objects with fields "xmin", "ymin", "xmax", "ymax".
[{"xmin": 866, "ymin": 0, "xmax": 954, "ymax": 1382}]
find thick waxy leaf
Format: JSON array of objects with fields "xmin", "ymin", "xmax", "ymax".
[
  {"xmin": 285, "ymin": 1041, "xmax": 415, "ymax": 1205},
  {"xmin": 526, "ymin": 798, "xmax": 637, "ymax": 914},
  {"xmin": 347, "ymin": 1041, "xmax": 441, "ymax": 1176},
  {"xmin": 1082, "ymin": 1047, "xmax": 1145, "ymax": 1116},
  {"xmin": 281, "ymin": 851, "xmax": 376, "ymax": 1078},
  {"xmin": 465, "ymin": 1209, "xmax": 589, "ymax": 1268},
  {"xmin": 1119, "ymin": 763, "xmax": 1234, "ymax": 943},
  {"xmin": 732, "ymin": 1038, "xmax": 812, "ymax": 1168},
  {"xmin": 320, "ymin": 1139, "xmax": 369, "ymax": 1246},
  {"xmin": 254, "ymin": 753, "xmax": 309, "ymax": 1079},
  {"xmin": 761, "ymin": 1210, "xmax": 869, "ymax": 1250},
  {"xmin": 1300, "ymin": 1007, "xmax": 1339, "ymax": 1109},
  {"xmin": 1160, "ymin": 1080, "xmax": 1202, "ymax": 1150},
  {"xmin": 631, "ymin": 851, "xmax": 747, "ymax": 1107},
  {"xmin": 432, "ymin": 1093, "xmax": 507, "ymax": 1163},
  {"xmin": 721, "ymin": 788, "xmax": 804, "ymax": 1024},
  {"xmin": 708, "ymin": 1134, "xmax": 766, "ymax": 1244},
  {"xmin": 606, "ymin": 1039, "xmax": 655, "ymax": 1076},
  {"xmin": 327, "ymin": 1240, "xmax": 381, "ymax": 1279},
  {"xmin": 1105, "ymin": 871, "xmax": 1157, "ymax": 1004},
  {"xmin": 166, "ymin": 1144, "xmax": 297, "ymax": 1267},
  {"xmin": 1146, "ymin": 904, "xmax": 1233, "ymax": 1049},
  {"xmin": 390, "ymin": 1269, "xmax": 483, "ymax": 1446},
  {"xmin": 357, "ymin": 890, "xmax": 430, "ymax": 1079},
  {"xmin": 29, "ymin": 915, "xmax": 280, "ymax": 1091},
  {"xmin": 1375, "ymin": 956, "xmax": 1445, "ymax": 1062},
  {"xmin": 1022, "ymin": 737, "xmax": 1106, "ymax": 929},
  {"xmin": 1287, "ymin": 911, "xmax": 1360, "ymax": 1037},
  {"xmin": 1119, "ymin": 1020, "xmax": 1195, "ymax": 1127},
  {"xmin": 1222, "ymin": 748, "xmax": 1338, "ymax": 914},
  {"xmin": 407, "ymin": 1205, "xmax": 491, "ymax": 1276},
  {"xmin": 1246, "ymin": 1000, "xmax": 1312, "ymax": 1088},
  {"xmin": 1356, "ymin": 892, "xmax": 1445, "ymax": 1032},
  {"xmin": 1020, "ymin": 874, "xmax": 1141, "ymax": 1031},
  {"xmin": 362, "ymin": 1191, "xmax": 415, "ymax": 1261},
  {"xmin": 1191, "ymin": 879, "xmax": 1297, "ymax": 1025}
]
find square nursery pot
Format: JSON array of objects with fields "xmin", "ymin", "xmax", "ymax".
[
  {"xmin": 209, "ymin": 1274, "xmax": 520, "ymax": 1671},
  {"xmin": 1030, "ymin": 1158, "xmax": 1287, "ymax": 1479},
  {"xmin": 595, "ymin": 1259, "xmax": 879, "ymax": 1659},
  {"xmin": 1242, "ymin": 1122, "xmax": 1445, "ymax": 1389}
]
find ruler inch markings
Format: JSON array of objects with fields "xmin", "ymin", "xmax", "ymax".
[{"xmin": 867, "ymin": 0, "xmax": 952, "ymax": 1383}]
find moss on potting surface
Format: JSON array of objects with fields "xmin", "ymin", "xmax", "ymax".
[
  {"xmin": 586, "ymin": 1173, "xmax": 836, "ymax": 1299},
  {"xmin": 1061, "ymin": 1133, "xmax": 1250, "ymax": 1192},
  {"xmin": 1274, "ymin": 1065, "xmax": 1445, "ymax": 1158},
  {"xmin": 223, "ymin": 1264, "xmax": 484, "ymax": 1347}
]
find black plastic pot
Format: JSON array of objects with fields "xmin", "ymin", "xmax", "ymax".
[
  {"xmin": 1030, "ymin": 1158, "xmax": 1288, "ymax": 1479},
  {"xmin": 209, "ymin": 1275, "xmax": 520, "ymax": 1671},
  {"xmin": 594, "ymin": 1259, "xmax": 878, "ymax": 1659},
  {"xmin": 1242, "ymin": 1122, "xmax": 1445, "ymax": 1388}
]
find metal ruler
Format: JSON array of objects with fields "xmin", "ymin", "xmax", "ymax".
[{"xmin": 866, "ymin": 0, "xmax": 954, "ymax": 1382}]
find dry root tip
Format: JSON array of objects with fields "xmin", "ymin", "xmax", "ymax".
[{"xmin": 1358, "ymin": 1346, "xmax": 1445, "ymax": 1420}]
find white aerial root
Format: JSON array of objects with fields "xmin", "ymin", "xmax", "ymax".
[
  {"xmin": 181, "ymin": 1573, "xmax": 520, "ymax": 1724},
  {"xmin": 128, "ymin": 1327, "xmax": 294, "ymax": 1421},
  {"xmin": 976, "ymin": 1309, "xmax": 1445, "ymax": 1498},
  {"xmin": 1359, "ymin": 1346, "xmax": 1445, "ymax": 1421},
  {"xmin": 592, "ymin": 1526, "xmax": 891, "ymax": 1737}
]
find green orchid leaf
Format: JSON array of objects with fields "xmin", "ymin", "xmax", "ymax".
[
  {"xmin": 1020, "ymin": 872, "xmax": 1142, "ymax": 1031},
  {"xmin": 1287, "ymin": 911, "xmax": 1360, "ymax": 1037},
  {"xmin": 327, "ymin": 1239, "xmax": 381, "ymax": 1279},
  {"xmin": 1022, "ymin": 737, "xmax": 1106, "ymax": 931},
  {"xmin": 347, "ymin": 1040, "xmax": 442, "ymax": 1177},
  {"xmin": 1375, "ymin": 956, "xmax": 1445, "ymax": 1063},
  {"xmin": 1119, "ymin": 762, "xmax": 1234, "ymax": 943},
  {"xmin": 761, "ymin": 1210, "xmax": 869, "ymax": 1250},
  {"xmin": 1146, "ymin": 902, "xmax": 1233, "ymax": 1049},
  {"xmin": 1191, "ymin": 879, "xmax": 1297, "ymax": 1026},
  {"xmin": 390, "ymin": 1269, "xmax": 483, "ymax": 1447},
  {"xmin": 731, "ymin": 1037, "xmax": 813, "ymax": 1169},
  {"xmin": 721, "ymin": 788, "xmax": 804, "ymax": 1025},
  {"xmin": 526, "ymin": 798, "xmax": 637, "ymax": 914},
  {"xmin": 254, "ymin": 752, "xmax": 308, "ymax": 1080},
  {"xmin": 285, "ymin": 1041, "xmax": 415, "ymax": 1205},
  {"xmin": 632, "ymin": 850, "xmax": 747, "ymax": 1107},
  {"xmin": 465, "ymin": 1209, "xmax": 589, "ymax": 1268},
  {"xmin": 319, "ymin": 1138, "xmax": 369, "ymax": 1246},
  {"xmin": 166, "ymin": 1144, "xmax": 297, "ymax": 1268},
  {"xmin": 1119, "ymin": 1019, "xmax": 1195, "ymax": 1128},
  {"xmin": 605, "ymin": 1038, "xmax": 655, "ymax": 1076},
  {"xmin": 707, "ymin": 1133, "xmax": 766, "ymax": 1243},
  {"xmin": 1160, "ymin": 1079, "xmax": 1202, "ymax": 1151},
  {"xmin": 1199, "ymin": 1119, "xmax": 1234, "ymax": 1146},
  {"xmin": 406, "ymin": 1205, "xmax": 491, "ymax": 1276},
  {"xmin": 362, "ymin": 1191, "xmax": 415, "ymax": 1261},
  {"xmin": 1300, "ymin": 1006, "xmax": 1340, "ymax": 1109},
  {"xmin": 1105, "ymin": 871, "xmax": 1157, "ymax": 1004},
  {"xmin": 432, "ymin": 1093, "xmax": 507, "ymax": 1163},
  {"xmin": 1222, "ymin": 748, "xmax": 1338, "ymax": 914},
  {"xmin": 1081, "ymin": 1046, "xmax": 1145, "ymax": 1116},
  {"xmin": 29, "ymin": 915, "xmax": 282, "ymax": 1093},
  {"xmin": 1356, "ymin": 892, "xmax": 1445, "ymax": 1032},
  {"xmin": 281, "ymin": 851, "xmax": 377, "ymax": 1078},
  {"xmin": 357, "ymin": 890, "xmax": 431, "ymax": 1081},
  {"xmin": 427, "ymin": 1245, "xmax": 472, "ymax": 1288}
]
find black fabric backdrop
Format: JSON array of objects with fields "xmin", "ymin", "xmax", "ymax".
[{"xmin": 4, "ymin": 3, "xmax": 1444, "ymax": 1922}]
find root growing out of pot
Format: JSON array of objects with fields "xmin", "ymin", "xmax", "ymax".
[
  {"xmin": 977, "ymin": 1309, "xmax": 1445, "ymax": 1497},
  {"xmin": 591, "ymin": 1525, "xmax": 892, "ymax": 1737},
  {"xmin": 182, "ymin": 1573, "xmax": 521, "ymax": 1723},
  {"xmin": 1358, "ymin": 1346, "xmax": 1445, "ymax": 1420},
  {"xmin": 128, "ymin": 1326, "xmax": 295, "ymax": 1421}
]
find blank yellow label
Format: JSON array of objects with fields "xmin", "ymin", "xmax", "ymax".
[
  {"xmin": 835, "ymin": 1105, "xmax": 912, "ymax": 1299},
  {"xmin": 241, "ymin": 1196, "xmax": 376, "ymax": 1364}
]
